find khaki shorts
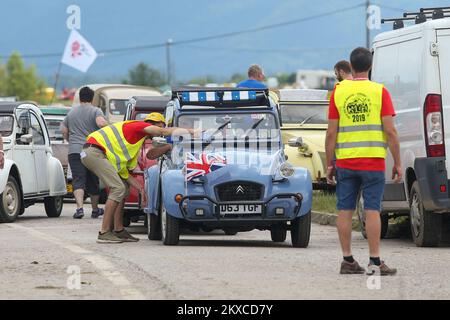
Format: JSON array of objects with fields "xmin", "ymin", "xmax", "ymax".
[{"xmin": 80, "ymin": 146, "xmax": 129, "ymax": 203}]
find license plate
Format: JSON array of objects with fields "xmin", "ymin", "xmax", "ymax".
[
  {"xmin": 66, "ymin": 183, "xmax": 73, "ymax": 193},
  {"xmin": 219, "ymin": 204, "xmax": 262, "ymax": 215}
]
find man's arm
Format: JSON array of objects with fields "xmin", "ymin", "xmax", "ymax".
[
  {"xmin": 0, "ymin": 135, "xmax": 4, "ymax": 169},
  {"xmin": 325, "ymin": 119, "xmax": 339, "ymax": 185},
  {"xmin": 147, "ymin": 145, "xmax": 172, "ymax": 160},
  {"xmin": 61, "ymin": 123, "xmax": 69, "ymax": 142},
  {"xmin": 143, "ymin": 125, "xmax": 195, "ymax": 137},
  {"xmin": 95, "ymin": 116, "xmax": 108, "ymax": 128},
  {"xmin": 382, "ymin": 115, "xmax": 402, "ymax": 182}
]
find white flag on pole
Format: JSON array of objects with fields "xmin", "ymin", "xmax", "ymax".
[{"xmin": 61, "ymin": 29, "xmax": 97, "ymax": 73}]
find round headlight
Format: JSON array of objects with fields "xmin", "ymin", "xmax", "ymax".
[{"xmin": 279, "ymin": 162, "xmax": 294, "ymax": 178}]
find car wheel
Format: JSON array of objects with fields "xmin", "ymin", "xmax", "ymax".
[
  {"xmin": 161, "ymin": 203, "xmax": 180, "ymax": 245},
  {"xmin": 356, "ymin": 193, "xmax": 388, "ymax": 239},
  {"xmin": 0, "ymin": 175, "xmax": 22, "ymax": 223},
  {"xmin": 409, "ymin": 181, "xmax": 442, "ymax": 247},
  {"xmin": 147, "ymin": 213, "xmax": 162, "ymax": 240},
  {"xmin": 270, "ymin": 224, "xmax": 287, "ymax": 242},
  {"xmin": 44, "ymin": 196, "xmax": 63, "ymax": 218},
  {"xmin": 291, "ymin": 211, "xmax": 311, "ymax": 248}
]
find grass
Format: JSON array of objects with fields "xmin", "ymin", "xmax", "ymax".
[{"xmin": 312, "ymin": 191, "xmax": 338, "ymax": 214}]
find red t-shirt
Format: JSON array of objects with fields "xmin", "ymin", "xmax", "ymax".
[
  {"xmin": 87, "ymin": 121, "xmax": 152, "ymax": 152},
  {"xmin": 328, "ymin": 82, "xmax": 396, "ymax": 171}
]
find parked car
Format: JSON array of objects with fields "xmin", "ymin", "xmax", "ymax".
[
  {"xmin": 363, "ymin": 8, "xmax": 450, "ymax": 245},
  {"xmin": 144, "ymin": 87, "xmax": 312, "ymax": 246},
  {"xmin": 278, "ymin": 89, "xmax": 330, "ymax": 190},
  {"xmin": 122, "ymin": 96, "xmax": 169, "ymax": 226},
  {"xmin": 0, "ymin": 102, "xmax": 66, "ymax": 222},
  {"xmin": 39, "ymin": 105, "xmax": 73, "ymax": 197},
  {"xmin": 72, "ymin": 84, "xmax": 161, "ymax": 123}
]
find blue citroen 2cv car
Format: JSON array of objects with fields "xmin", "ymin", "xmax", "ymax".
[{"xmin": 144, "ymin": 87, "xmax": 312, "ymax": 247}]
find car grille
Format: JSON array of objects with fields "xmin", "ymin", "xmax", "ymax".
[{"xmin": 216, "ymin": 181, "xmax": 263, "ymax": 202}]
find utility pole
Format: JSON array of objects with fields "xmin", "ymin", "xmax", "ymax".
[
  {"xmin": 366, "ymin": 0, "xmax": 370, "ymax": 48},
  {"xmin": 166, "ymin": 38, "xmax": 173, "ymax": 87}
]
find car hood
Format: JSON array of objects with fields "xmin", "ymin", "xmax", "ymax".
[
  {"xmin": 282, "ymin": 129, "xmax": 326, "ymax": 151},
  {"xmin": 172, "ymin": 147, "xmax": 285, "ymax": 178}
]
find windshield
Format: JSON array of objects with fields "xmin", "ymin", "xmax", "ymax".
[
  {"xmin": 280, "ymin": 104, "xmax": 328, "ymax": 125},
  {"xmin": 109, "ymin": 99, "xmax": 128, "ymax": 116},
  {"xmin": 177, "ymin": 112, "xmax": 279, "ymax": 139},
  {"xmin": 45, "ymin": 118, "xmax": 64, "ymax": 141},
  {"xmin": 134, "ymin": 112, "xmax": 163, "ymax": 121},
  {"xmin": 0, "ymin": 115, "xmax": 14, "ymax": 137}
]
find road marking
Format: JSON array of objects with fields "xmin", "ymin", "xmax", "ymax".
[{"xmin": 5, "ymin": 223, "xmax": 145, "ymax": 300}]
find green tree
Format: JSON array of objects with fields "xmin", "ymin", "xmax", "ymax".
[
  {"xmin": 5, "ymin": 52, "xmax": 44, "ymax": 101},
  {"xmin": 186, "ymin": 75, "xmax": 217, "ymax": 86},
  {"xmin": 125, "ymin": 62, "xmax": 165, "ymax": 87},
  {"xmin": 0, "ymin": 62, "xmax": 6, "ymax": 96},
  {"xmin": 277, "ymin": 72, "xmax": 296, "ymax": 87},
  {"xmin": 229, "ymin": 73, "xmax": 246, "ymax": 84}
]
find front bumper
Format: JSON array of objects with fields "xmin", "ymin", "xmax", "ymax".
[{"xmin": 178, "ymin": 193, "xmax": 303, "ymax": 222}]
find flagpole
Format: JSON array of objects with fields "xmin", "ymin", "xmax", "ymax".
[{"xmin": 51, "ymin": 61, "xmax": 62, "ymax": 104}]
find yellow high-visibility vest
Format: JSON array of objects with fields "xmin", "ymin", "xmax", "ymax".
[
  {"xmin": 88, "ymin": 121, "xmax": 146, "ymax": 179},
  {"xmin": 334, "ymin": 80, "xmax": 387, "ymax": 159}
]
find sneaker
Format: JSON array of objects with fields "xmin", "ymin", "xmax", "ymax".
[
  {"xmin": 91, "ymin": 208, "xmax": 104, "ymax": 219},
  {"xmin": 73, "ymin": 208, "xmax": 84, "ymax": 219},
  {"xmin": 367, "ymin": 261, "xmax": 397, "ymax": 276},
  {"xmin": 340, "ymin": 260, "xmax": 366, "ymax": 275},
  {"xmin": 97, "ymin": 231, "xmax": 123, "ymax": 244},
  {"xmin": 113, "ymin": 229, "xmax": 140, "ymax": 242}
]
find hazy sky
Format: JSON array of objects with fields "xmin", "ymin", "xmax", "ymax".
[{"xmin": 0, "ymin": 0, "xmax": 446, "ymax": 83}]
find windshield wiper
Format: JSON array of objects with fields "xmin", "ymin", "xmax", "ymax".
[
  {"xmin": 202, "ymin": 120, "xmax": 231, "ymax": 149},
  {"xmin": 299, "ymin": 114, "xmax": 318, "ymax": 126}
]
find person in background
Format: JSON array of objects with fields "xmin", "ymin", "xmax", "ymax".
[
  {"xmin": 237, "ymin": 64, "xmax": 267, "ymax": 89},
  {"xmin": 61, "ymin": 86, "xmax": 108, "ymax": 219},
  {"xmin": 326, "ymin": 47, "xmax": 401, "ymax": 276},
  {"xmin": 334, "ymin": 60, "xmax": 353, "ymax": 82},
  {"xmin": 0, "ymin": 136, "xmax": 4, "ymax": 170}
]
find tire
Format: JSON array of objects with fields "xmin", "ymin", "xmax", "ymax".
[
  {"xmin": 409, "ymin": 181, "xmax": 442, "ymax": 247},
  {"xmin": 0, "ymin": 175, "xmax": 22, "ymax": 223},
  {"xmin": 291, "ymin": 211, "xmax": 311, "ymax": 248},
  {"xmin": 147, "ymin": 213, "xmax": 162, "ymax": 240},
  {"xmin": 161, "ymin": 204, "xmax": 180, "ymax": 245},
  {"xmin": 44, "ymin": 196, "xmax": 63, "ymax": 218},
  {"xmin": 270, "ymin": 224, "xmax": 287, "ymax": 242},
  {"xmin": 357, "ymin": 193, "xmax": 389, "ymax": 239}
]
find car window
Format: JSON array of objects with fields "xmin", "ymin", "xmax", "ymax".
[
  {"xmin": 0, "ymin": 115, "xmax": 13, "ymax": 137},
  {"xmin": 177, "ymin": 112, "xmax": 279, "ymax": 139},
  {"xmin": 109, "ymin": 99, "xmax": 128, "ymax": 116},
  {"xmin": 45, "ymin": 118, "xmax": 64, "ymax": 141},
  {"xmin": 280, "ymin": 104, "xmax": 328, "ymax": 125},
  {"xmin": 30, "ymin": 113, "xmax": 46, "ymax": 145}
]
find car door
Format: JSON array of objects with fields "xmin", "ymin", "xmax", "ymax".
[
  {"xmin": 29, "ymin": 112, "xmax": 50, "ymax": 194},
  {"xmin": 13, "ymin": 108, "xmax": 38, "ymax": 196}
]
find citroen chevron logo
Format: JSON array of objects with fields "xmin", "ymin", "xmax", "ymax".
[{"xmin": 236, "ymin": 186, "xmax": 245, "ymax": 194}]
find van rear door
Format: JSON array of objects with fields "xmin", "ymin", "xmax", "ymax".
[{"xmin": 437, "ymin": 29, "xmax": 450, "ymax": 166}]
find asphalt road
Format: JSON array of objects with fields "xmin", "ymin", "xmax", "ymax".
[{"xmin": 1, "ymin": 202, "xmax": 450, "ymax": 300}]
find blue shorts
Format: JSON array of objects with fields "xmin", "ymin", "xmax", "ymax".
[{"xmin": 336, "ymin": 167, "xmax": 385, "ymax": 212}]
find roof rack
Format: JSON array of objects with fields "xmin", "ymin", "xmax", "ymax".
[
  {"xmin": 171, "ymin": 87, "xmax": 271, "ymax": 109},
  {"xmin": 381, "ymin": 7, "xmax": 450, "ymax": 30}
]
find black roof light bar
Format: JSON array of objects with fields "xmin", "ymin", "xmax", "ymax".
[{"xmin": 382, "ymin": 7, "xmax": 450, "ymax": 30}]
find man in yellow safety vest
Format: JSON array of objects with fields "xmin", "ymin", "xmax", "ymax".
[
  {"xmin": 326, "ymin": 47, "xmax": 402, "ymax": 276},
  {"xmin": 81, "ymin": 113, "xmax": 195, "ymax": 243}
]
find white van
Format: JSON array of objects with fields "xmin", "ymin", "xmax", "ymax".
[{"xmin": 369, "ymin": 9, "xmax": 450, "ymax": 246}]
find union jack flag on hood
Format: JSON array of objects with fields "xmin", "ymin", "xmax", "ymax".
[{"xmin": 185, "ymin": 152, "xmax": 227, "ymax": 181}]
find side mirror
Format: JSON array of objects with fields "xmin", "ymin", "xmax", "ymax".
[
  {"xmin": 152, "ymin": 136, "xmax": 168, "ymax": 147},
  {"xmin": 288, "ymin": 137, "xmax": 304, "ymax": 148},
  {"xmin": 20, "ymin": 133, "xmax": 33, "ymax": 144}
]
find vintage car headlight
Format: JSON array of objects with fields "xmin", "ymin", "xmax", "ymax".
[{"xmin": 279, "ymin": 162, "xmax": 294, "ymax": 178}]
